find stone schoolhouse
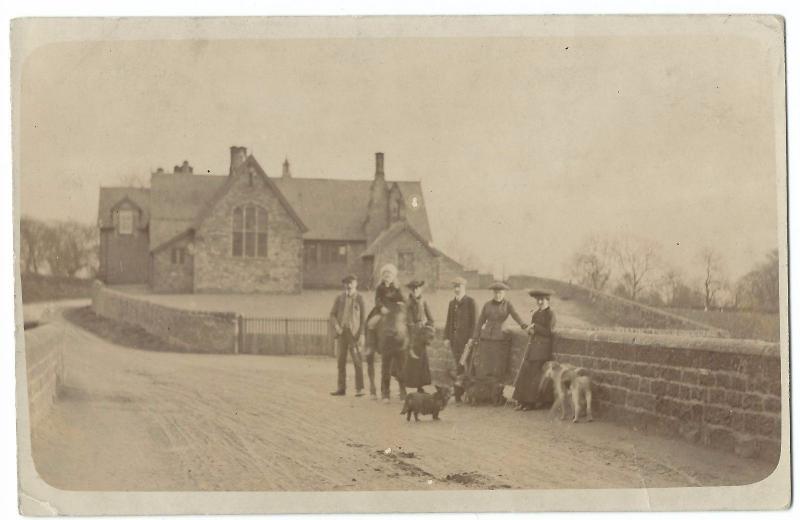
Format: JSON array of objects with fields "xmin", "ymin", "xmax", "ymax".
[{"xmin": 98, "ymin": 146, "xmax": 467, "ymax": 293}]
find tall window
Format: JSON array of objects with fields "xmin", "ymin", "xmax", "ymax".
[
  {"xmin": 171, "ymin": 247, "xmax": 186, "ymax": 265},
  {"xmin": 118, "ymin": 210, "xmax": 134, "ymax": 235},
  {"xmin": 232, "ymin": 205, "xmax": 268, "ymax": 258},
  {"xmin": 398, "ymin": 251, "xmax": 415, "ymax": 272}
]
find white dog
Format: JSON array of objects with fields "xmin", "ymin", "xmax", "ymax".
[{"xmin": 539, "ymin": 361, "xmax": 593, "ymax": 423}]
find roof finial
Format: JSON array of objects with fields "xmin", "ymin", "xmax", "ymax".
[{"xmin": 282, "ymin": 157, "xmax": 291, "ymax": 178}]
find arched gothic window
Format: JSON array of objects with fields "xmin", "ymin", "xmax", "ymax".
[{"xmin": 232, "ymin": 205, "xmax": 268, "ymax": 258}]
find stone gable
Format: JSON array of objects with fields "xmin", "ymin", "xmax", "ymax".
[
  {"xmin": 368, "ymin": 228, "xmax": 439, "ymax": 291},
  {"xmin": 152, "ymin": 233, "xmax": 194, "ymax": 293},
  {"xmin": 193, "ymin": 171, "xmax": 304, "ymax": 293}
]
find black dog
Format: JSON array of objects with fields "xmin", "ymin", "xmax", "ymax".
[{"xmin": 400, "ymin": 385, "xmax": 452, "ymax": 421}]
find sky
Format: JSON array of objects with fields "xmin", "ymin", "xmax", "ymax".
[{"xmin": 18, "ymin": 32, "xmax": 783, "ymax": 282}]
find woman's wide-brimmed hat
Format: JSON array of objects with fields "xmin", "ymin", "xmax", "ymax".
[
  {"xmin": 488, "ymin": 282, "xmax": 510, "ymax": 291},
  {"xmin": 528, "ymin": 288, "xmax": 553, "ymax": 298},
  {"xmin": 406, "ymin": 280, "xmax": 425, "ymax": 289},
  {"xmin": 380, "ymin": 263, "xmax": 398, "ymax": 276}
]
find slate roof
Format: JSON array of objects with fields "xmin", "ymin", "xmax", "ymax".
[
  {"xmin": 97, "ymin": 187, "xmax": 151, "ymax": 229},
  {"xmin": 102, "ymin": 156, "xmax": 434, "ymax": 252},
  {"xmin": 149, "ymin": 173, "xmax": 225, "ymax": 249},
  {"xmin": 272, "ymin": 177, "xmax": 432, "ymax": 242},
  {"xmin": 361, "ymin": 220, "xmax": 439, "ymax": 258}
]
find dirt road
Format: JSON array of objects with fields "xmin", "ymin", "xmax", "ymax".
[{"xmin": 29, "ymin": 306, "xmax": 774, "ymax": 492}]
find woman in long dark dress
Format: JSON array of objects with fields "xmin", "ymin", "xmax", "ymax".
[
  {"xmin": 512, "ymin": 289, "xmax": 557, "ymax": 411},
  {"xmin": 402, "ymin": 280, "xmax": 434, "ymax": 391},
  {"xmin": 468, "ymin": 282, "xmax": 528, "ymax": 378}
]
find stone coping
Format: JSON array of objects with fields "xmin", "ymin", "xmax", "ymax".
[
  {"xmin": 552, "ymin": 327, "xmax": 781, "ymax": 358},
  {"xmin": 94, "ymin": 283, "xmax": 237, "ymax": 319}
]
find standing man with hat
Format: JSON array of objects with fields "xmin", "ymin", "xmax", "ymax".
[
  {"xmin": 512, "ymin": 289, "xmax": 557, "ymax": 410},
  {"xmin": 444, "ymin": 276, "xmax": 477, "ymax": 402},
  {"xmin": 329, "ymin": 274, "xmax": 367, "ymax": 397}
]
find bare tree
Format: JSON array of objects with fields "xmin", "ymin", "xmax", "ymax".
[
  {"xmin": 735, "ymin": 249, "xmax": 779, "ymax": 312},
  {"xmin": 41, "ymin": 221, "xmax": 99, "ymax": 277},
  {"xmin": 698, "ymin": 247, "xmax": 726, "ymax": 311},
  {"xmin": 568, "ymin": 234, "xmax": 613, "ymax": 293},
  {"xmin": 20, "ymin": 217, "xmax": 47, "ymax": 274},
  {"xmin": 658, "ymin": 267, "xmax": 684, "ymax": 307},
  {"xmin": 612, "ymin": 235, "xmax": 659, "ymax": 302}
]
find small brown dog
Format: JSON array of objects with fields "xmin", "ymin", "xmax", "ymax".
[
  {"xmin": 400, "ymin": 385, "xmax": 452, "ymax": 421},
  {"xmin": 539, "ymin": 361, "xmax": 593, "ymax": 422}
]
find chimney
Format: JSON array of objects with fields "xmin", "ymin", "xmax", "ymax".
[
  {"xmin": 375, "ymin": 152, "xmax": 384, "ymax": 179},
  {"xmin": 229, "ymin": 146, "xmax": 248, "ymax": 175},
  {"xmin": 282, "ymin": 157, "xmax": 291, "ymax": 178},
  {"xmin": 173, "ymin": 160, "xmax": 193, "ymax": 174}
]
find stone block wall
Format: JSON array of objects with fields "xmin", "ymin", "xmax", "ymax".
[
  {"xmin": 92, "ymin": 283, "xmax": 238, "ymax": 354},
  {"xmin": 151, "ymin": 234, "xmax": 194, "ymax": 293},
  {"xmin": 428, "ymin": 327, "xmax": 782, "ymax": 463},
  {"xmin": 193, "ymin": 172, "xmax": 304, "ymax": 294},
  {"xmin": 370, "ymin": 230, "xmax": 439, "ymax": 290},
  {"xmin": 24, "ymin": 322, "xmax": 66, "ymax": 430}
]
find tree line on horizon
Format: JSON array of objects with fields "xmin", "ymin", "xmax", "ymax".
[
  {"xmin": 565, "ymin": 234, "xmax": 779, "ymax": 313},
  {"xmin": 17, "ymin": 216, "xmax": 781, "ymax": 314},
  {"xmin": 19, "ymin": 217, "xmax": 98, "ymax": 279}
]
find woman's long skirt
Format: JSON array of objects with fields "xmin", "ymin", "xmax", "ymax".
[
  {"xmin": 401, "ymin": 325, "xmax": 432, "ymax": 388},
  {"xmin": 512, "ymin": 335, "xmax": 554, "ymax": 405},
  {"xmin": 402, "ymin": 349, "xmax": 432, "ymax": 388},
  {"xmin": 471, "ymin": 338, "xmax": 512, "ymax": 379}
]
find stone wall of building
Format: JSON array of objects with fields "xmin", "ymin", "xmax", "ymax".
[
  {"xmin": 303, "ymin": 241, "xmax": 369, "ymax": 289},
  {"xmin": 193, "ymin": 172, "xmax": 304, "ymax": 293},
  {"xmin": 151, "ymin": 235, "xmax": 194, "ymax": 293},
  {"xmin": 369, "ymin": 229, "xmax": 439, "ymax": 290}
]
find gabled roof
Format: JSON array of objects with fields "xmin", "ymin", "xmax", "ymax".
[
  {"xmin": 102, "ymin": 153, "xmax": 435, "ymax": 252},
  {"xmin": 151, "ymin": 229, "xmax": 194, "ymax": 254},
  {"xmin": 361, "ymin": 219, "xmax": 440, "ymax": 258},
  {"xmin": 191, "ymin": 156, "xmax": 308, "ymax": 234},
  {"xmin": 432, "ymin": 247, "xmax": 465, "ymax": 269},
  {"xmin": 272, "ymin": 178, "xmax": 433, "ymax": 242},
  {"xmin": 98, "ymin": 187, "xmax": 150, "ymax": 229},
  {"xmin": 393, "ymin": 182, "xmax": 432, "ymax": 241},
  {"xmin": 149, "ymin": 173, "xmax": 225, "ymax": 249}
]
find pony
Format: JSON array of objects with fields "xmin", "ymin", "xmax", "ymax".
[{"xmin": 365, "ymin": 298, "xmax": 409, "ymax": 400}]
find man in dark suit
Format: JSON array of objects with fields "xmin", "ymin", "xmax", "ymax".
[
  {"xmin": 329, "ymin": 274, "xmax": 367, "ymax": 397},
  {"xmin": 443, "ymin": 276, "xmax": 477, "ymax": 402}
]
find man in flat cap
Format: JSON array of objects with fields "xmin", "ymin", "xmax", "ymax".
[
  {"xmin": 444, "ymin": 277, "xmax": 476, "ymax": 402},
  {"xmin": 329, "ymin": 274, "xmax": 367, "ymax": 397}
]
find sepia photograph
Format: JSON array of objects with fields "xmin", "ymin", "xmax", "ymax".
[{"xmin": 12, "ymin": 14, "xmax": 790, "ymax": 514}]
